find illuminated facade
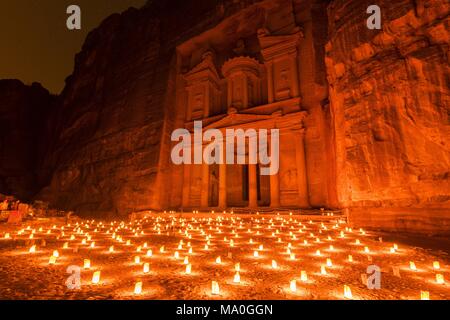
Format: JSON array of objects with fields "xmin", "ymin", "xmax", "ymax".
[{"xmin": 176, "ymin": 28, "xmax": 312, "ymax": 210}]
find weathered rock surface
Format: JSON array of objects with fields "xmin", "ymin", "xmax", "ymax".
[
  {"xmin": 326, "ymin": 0, "xmax": 450, "ymax": 233},
  {"xmin": 37, "ymin": 0, "xmax": 280, "ymax": 217},
  {"xmin": 0, "ymin": 80, "xmax": 57, "ymax": 200}
]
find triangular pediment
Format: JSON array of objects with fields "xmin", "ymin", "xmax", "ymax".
[
  {"xmin": 204, "ymin": 113, "xmax": 272, "ymax": 130},
  {"xmin": 184, "ymin": 53, "xmax": 220, "ymax": 81}
]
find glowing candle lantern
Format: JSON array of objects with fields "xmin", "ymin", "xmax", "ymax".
[
  {"xmin": 188, "ymin": 247, "xmax": 193, "ymax": 254},
  {"xmin": 48, "ymin": 256, "xmax": 57, "ymax": 265},
  {"xmin": 259, "ymin": 244, "xmax": 263, "ymax": 251},
  {"xmin": 211, "ymin": 281, "xmax": 220, "ymax": 295},
  {"xmin": 92, "ymin": 271, "xmax": 101, "ymax": 284},
  {"xmin": 364, "ymin": 246, "xmax": 370, "ymax": 253},
  {"xmin": 304, "ymin": 240, "xmax": 308, "ymax": 245},
  {"xmin": 326, "ymin": 258, "xmax": 333, "ymax": 267},
  {"xmin": 143, "ymin": 263, "xmax": 150, "ymax": 274},
  {"xmin": 183, "ymin": 257, "xmax": 189, "ymax": 265},
  {"xmin": 348, "ymin": 255, "xmax": 353, "ymax": 262},
  {"xmin": 90, "ymin": 242, "xmax": 95, "ymax": 248},
  {"xmin": 134, "ymin": 282, "xmax": 143, "ymax": 295},
  {"xmin": 409, "ymin": 261, "xmax": 417, "ymax": 271},
  {"xmin": 290, "ymin": 253, "xmax": 296, "ymax": 260},
  {"xmin": 53, "ymin": 250, "xmax": 59, "ymax": 258},
  {"xmin": 233, "ymin": 272, "xmax": 241, "ymax": 283},
  {"xmin": 81, "ymin": 239, "xmax": 86, "ymax": 245},
  {"xmin": 272, "ymin": 260, "xmax": 278, "ymax": 269},
  {"xmin": 174, "ymin": 251, "xmax": 179, "ymax": 259},
  {"xmin": 433, "ymin": 261, "xmax": 440, "ymax": 270},
  {"xmin": 329, "ymin": 245, "xmax": 334, "ymax": 251},
  {"xmin": 134, "ymin": 256, "xmax": 141, "ymax": 264},
  {"xmin": 343, "ymin": 285, "xmax": 352, "ymax": 299},
  {"xmin": 63, "ymin": 242, "xmax": 69, "ymax": 249},
  {"xmin": 137, "ymin": 246, "xmax": 142, "ymax": 252},
  {"xmin": 126, "ymin": 240, "xmax": 131, "ymax": 246},
  {"xmin": 420, "ymin": 291, "xmax": 430, "ymax": 300},
  {"xmin": 160, "ymin": 246, "xmax": 165, "ymax": 253},
  {"xmin": 4, "ymin": 233, "xmax": 10, "ymax": 239},
  {"xmin": 355, "ymin": 239, "xmax": 360, "ymax": 245},
  {"xmin": 204, "ymin": 244, "xmax": 209, "ymax": 250},
  {"xmin": 146, "ymin": 249, "xmax": 152, "ymax": 257},
  {"xmin": 109, "ymin": 246, "xmax": 114, "ymax": 253},
  {"xmin": 436, "ymin": 274, "xmax": 445, "ymax": 284},
  {"xmin": 393, "ymin": 243, "xmax": 398, "ymax": 250},
  {"xmin": 390, "ymin": 247, "xmax": 395, "ymax": 253},
  {"xmin": 185, "ymin": 264, "xmax": 192, "ymax": 274},
  {"xmin": 235, "ymin": 263, "xmax": 240, "ymax": 272},
  {"xmin": 321, "ymin": 265, "xmax": 327, "ymax": 275},
  {"xmin": 253, "ymin": 250, "xmax": 259, "ymax": 258},
  {"xmin": 315, "ymin": 250, "xmax": 321, "ymax": 256},
  {"xmin": 215, "ymin": 256, "xmax": 222, "ymax": 264},
  {"xmin": 300, "ymin": 270, "xmax": 308, "ymax": 282},
  {"xmin": 290, "ymin": 280, "xmax": 297, "ymax": 292},
  {"xmin": 84, "ymin": 259, "xmax": 91, "ymax": 269}
]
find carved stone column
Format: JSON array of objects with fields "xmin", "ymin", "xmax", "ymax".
[
  {"xmin": 182, "ymin": 164, "xmax": 191, "ymax": 208},
  {"xmin": 200, "ymin": 162, "xmax": 209, "ymax": 208},
  {"xmin": 270, "ymin": 171, "xmax": 280, "ymax": 208},
  {"xmin": 219, "ymin": 163, "xmax": 227, "ymax": 209},
  {"xmin": 248, "ymin": 164, "xmax": 258, "ymax": 208},
  {"xmin": 294, "ymin": 128, "xmax": 309, "ymax": 207},
  {"xmin": 266, "ymin": 61, "xmax": 274, "ymax": 103}
]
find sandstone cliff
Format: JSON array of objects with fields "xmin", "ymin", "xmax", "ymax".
[
  {"xmin": 326, "ymin": 0, "xmax": 450, "ymax": 233},
  {"xmin": 0, "ymin": 0, "xmax": 448, "ymax": 234},
  {"xmin": 0, "ymin": 80, "xmax": 57, "ymax": 200}
]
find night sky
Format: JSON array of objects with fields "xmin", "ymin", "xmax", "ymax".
[{"xmin": 0, "ymin": 0, "xmax": 147, "ymax": 94}]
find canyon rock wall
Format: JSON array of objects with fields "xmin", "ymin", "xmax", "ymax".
[
  {"xmin": 0, "ymin": 0, "xmax": 448, "ymax": 234},
  {"xmin": 37, "ymin": 0, "xmax": 279, "ymax": 217},
  {"xmin": 0, "ymin": 80, "xmax": 57, "ymax": 200},
  {"xmin": 326, "ymin": 0, "xmax": 450, "ymax": 234},
  {"xmin": 36, "ymin": 0, "xmax": 336, "ymax": 217}
]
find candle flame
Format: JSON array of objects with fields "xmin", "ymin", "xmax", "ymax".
[
  {"xmin": 134, "ymin": 281, "xmax": 143, "ymax": 295},
  {"xmin": 211, "ymin": 281, "xmax": 220, "ymax": 295},
  {"xmin": 290, "ymin": 279, "xmax": 297, "ymax": 292},
  {"xmin": 92, "ymin": 271, "xmax": 101, "ymax": 284},
  {"xmin": 343, "ymin": 285, "xmax": 352, "ymax": 299}
]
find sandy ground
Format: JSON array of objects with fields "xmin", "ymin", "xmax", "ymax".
[{"xmin": 0, "ymin": 213, "xmax": 448, "ymax": 300}]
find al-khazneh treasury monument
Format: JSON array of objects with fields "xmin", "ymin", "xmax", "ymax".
[{"xmin": 0, "ymin": 0, "xmax": 448, "ymax": 234}]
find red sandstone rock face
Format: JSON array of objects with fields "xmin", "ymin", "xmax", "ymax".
[
  {"xmin": 0, "ymin": 80, "xmax": 57, "ymax": 200},
  {"xmin": 0, "ymin": 0, "xmax": 448, "ymax": 234},
  {"xmin": 326, "ymin": 0, "xmax": 450, "ymax": 233}
]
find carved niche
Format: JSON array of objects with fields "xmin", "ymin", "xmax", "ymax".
[
  {"xmin": 258, "ymin": 28, "xmax": 303, "ymax": 103},
  {"xmin": 221, "ymin": 56, "xmax": 263, "ymax": 112},
  {"xmin": 184, "ymin": 51, "xmax": 221, "ymax": 121}
]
